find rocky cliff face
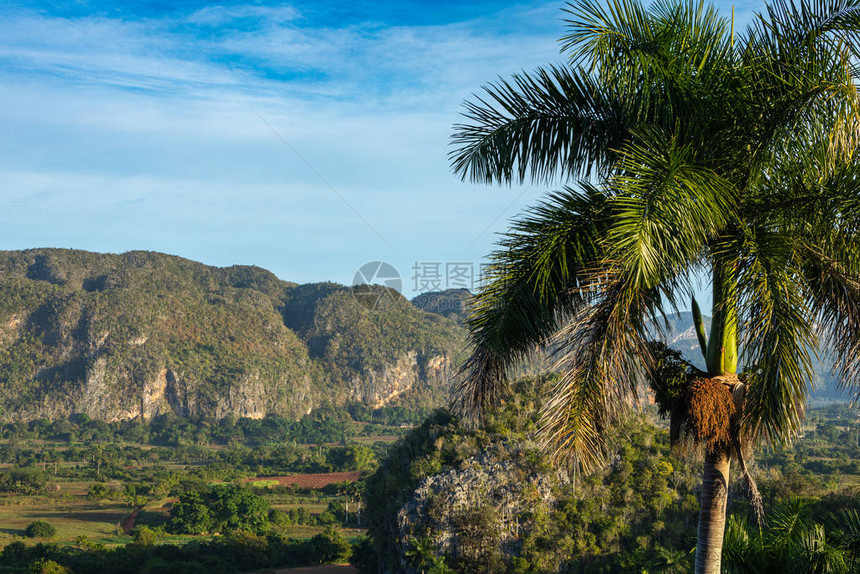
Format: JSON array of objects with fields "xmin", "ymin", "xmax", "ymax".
[
  {"xmin": 350, "ymin": 351, "xmax": 453, "ymax": 408},
  {"xmin": 395, "ymin": 447, "xmax": 560, "ymax": 569},
  {"xmin": 0, "ymin": 248, "xmax": 463, "ymax": 422}
]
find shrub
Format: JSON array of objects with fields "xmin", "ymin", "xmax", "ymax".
[
  {"xmin": 24, "ymin": 520, "xmax": 56, "ymax": 538},
  {"xmin": 209, "ymin": 485, "xmax": 270, "ymax": 532},
  {"xmin": 268, "ymin": 509, "xmax": 292, "ymax": 528},
  {"xmin": 316, "ymin": 510, "xmax": 338, "ymax": 526},
  {"xmin": 167, "ymin": 485, "xmax": 270, "ymax": 534},
  {"xmin": 131, "ymin": 525, "xmax": 158, "ymax": 546},
  {"xmin": 29, "ymin": 559, "xmax": 70, "ymax": 574},
  {"xmin": 87, "ymin": 483, "xmax": 111, "ymax": 499},
  {"xmin": 309, "ymin": 526, "xmax": 351, "ymax": 564}
]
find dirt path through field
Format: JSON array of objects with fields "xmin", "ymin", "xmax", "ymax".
[{"xmin": 120, "ymin": 506, "xmax": 144, "ymax": 535}]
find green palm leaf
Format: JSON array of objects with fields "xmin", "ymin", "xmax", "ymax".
[
  {"xmin": 733, "ymin": 224, "xmax": 817, "ymax": 443},
  {"xmin": 450, "ymin": 66, "xmax": 625, "ymax": 185},
  {"xmin": 454, "ymin": 186, "xmax": 608, "ymax": 419}
]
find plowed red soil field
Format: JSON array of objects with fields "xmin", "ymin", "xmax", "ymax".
[{"xmin": 246, "ymin": 472, "xmax": 362, "ymax": 489}]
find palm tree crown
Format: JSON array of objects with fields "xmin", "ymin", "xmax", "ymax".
[{"xmin": 450, "ymin": 0, "xmax": 860, "ymax": 571}]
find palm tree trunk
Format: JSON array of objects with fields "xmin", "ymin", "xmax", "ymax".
[
  {"xmin": 695, "ymin": 264, "xmax": 739, "ymax": 573},
  {"xmin": 695, "ymin": 450, "xmax": 731, "ymax": 574}
]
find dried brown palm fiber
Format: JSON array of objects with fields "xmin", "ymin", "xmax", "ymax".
[
  {"xmin": 686, "ymin": 376, "xmax": 735, "ymax": 453},
  {"xmin": 683, "ymin": 376, "xmax": 765, "ymax": 525}
]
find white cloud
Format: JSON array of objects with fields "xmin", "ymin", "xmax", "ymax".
[
  {"xmin": 0, "ymin": 1, "xmax": 563, "ymax": 285},
  {"xmin": 186, "ymin": 4, "xmax": 301, "ymax": 26}
]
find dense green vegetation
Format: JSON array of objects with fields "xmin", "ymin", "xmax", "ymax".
[
  {"xmin": 0, "ymin": 402, "xmax": 423, "ymax": 447},
  {"xmin": 0, "ymin": 403, "xmax": 429, "ymax": 572},
  {"xmin": 0, "ymin": 248, "xmax": 462, "ymax": 423},
  {"xmin": 0, "ymin": 404, "xmax": 422, "ymax": 504},
  {"xmin": 0, "ymin": 526, "xmax": 352, "ymax": 574},
  {"xmin": 167, "ymin": 486, "xmax": 270, "ymax": 535},
  {"xmin": 721, "ymin": 499, "xmax": 860, "ymax": 573},
  {"xmin": 360, "ymin": 380, "xmax": 860, "ymax": 573},
  {"xmin": 0, "ymin": 379, "xmax": 856, "ymax": 572}
]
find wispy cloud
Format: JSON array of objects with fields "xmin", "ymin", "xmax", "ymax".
[
  {"xmin": 186, "ymin": 4, "xmax": 301, "ymax": 26},
  {"xmin": 0, "ymin": 0, "xmax": 571, "ymax": 292}
]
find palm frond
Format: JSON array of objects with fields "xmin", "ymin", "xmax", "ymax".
[
  {"xmin": 797, "ymin": 524, "xmax": 850, "ymax": 574},
  {"xmin": 563, "ymin": 0, "xmax": 737, "ymax": 150},
  {"xmin": 561, "ymin": 0, "xmax": 658, "ymax": 68},
  {"xmin": 606, "ymin": 126, "xmax": 737, "ymax": 295},
  {"xmin": 831, "ymin": 508, "xmax": 860, "ymax": 553},
  {"xmin": 755, "ymin": 0, "xmax": 860, "ymax": 53},
  {"xmin": 562, "ymin": 0, "xmax": 732, "ymax": 77},
  {"xmin": 761, "ymin": 159, "xmax": 860, "ymax": 397},
  {"xmin": 805, "ymin": 239, "xmax": 860, "ymax": 396},
  {"xmin": 740, "ymin": 0, "xmax": 860, "ymax": 179},
  {"xmin": 798, "ymin": 164, "xmax": 860, "ymax": 395},
  {"xmin": 540, "ymin": 271, "xmax": 661, "ymax": 470},
  {"xmin": 768, "ymin": 497, "xmax": 815, "ymax": 553},
  {"xmin": 453, "ymin": 186, "xmax": 609, "ymax": 420},
  {"xmin": 722, "ymin": 514, "xmax": 760, "ymax": 574},
  {"xmin": 732, "ymin": 224, "xmax": 817, "ymax": 444},
  {"xmin": 450, "ymin": 65, "xmax": 624, "ymax": 185},
  {"xmin": 536, "ymin": 128, "xmax": 736, "ymax": 467}
]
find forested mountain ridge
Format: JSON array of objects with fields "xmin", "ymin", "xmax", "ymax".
[
  {"xmin": 0, "ymin": 249, "xmax": 464, "ymax": 422},
  {"xmin": 0, "ymin": 250, "xmax": 843, "ymax": 424}
]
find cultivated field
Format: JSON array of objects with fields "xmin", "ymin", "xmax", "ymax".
[{"xmin": 246, "ymin": 472, "xmax": 363, "ymax": 490}]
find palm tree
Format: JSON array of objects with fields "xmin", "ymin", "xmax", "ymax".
[
  {"xmin": 651, "ymin": 544, "xmax": 693, "ymax": 573},
  {"xmin": 405, "ymin": 536, "xmax": 441, "ymax": 574},
  {"xmin": 722, "ymin": 499, "xmax": 856, "ymax": 573},
  {"xmin": 449, "ymin": 0, "xmax": 860, "ymax": 571}
]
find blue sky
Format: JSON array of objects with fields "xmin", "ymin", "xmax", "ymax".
[{"xmin": 0, "ymin": 0, "xmax": 758, "ymax": 297}]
